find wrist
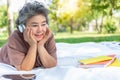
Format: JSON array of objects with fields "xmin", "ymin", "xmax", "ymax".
[
  {"xmin": 38, "ymin": 45, "xmax": 44, "ymax": 50},
  {"xmin": 30, "ymin": 44, "xmax": 37, "ymax": 48},
  {"xmin": 37, "ymin": 42, "xmax": 44, "ymax": 47}
]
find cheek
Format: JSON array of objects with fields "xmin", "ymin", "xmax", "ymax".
[
  {"xmin": 30, "ymin": 28, "xmax": 36, "ymax": 34},
  {"xmin": 43, "ymin": 27, "xmax": 47, "ymax": 33}
]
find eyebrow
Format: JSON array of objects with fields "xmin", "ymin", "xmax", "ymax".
[
  {"xmin": 42, "ymin": 21, "xmax": 46, "ymax": 23},
  {"xmin": 30, "ymin": 22, "xmax": 38, "ymax": 24},
  {"xmin": 30, "ymin": 20, "xmax": 47, "ymax": 24}
]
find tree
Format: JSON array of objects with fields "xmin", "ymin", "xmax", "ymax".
[
  {"xmin": 90, "ymin": 0, "xmax": 111, "ymax": 33},
  {"xmin": 7, "ymin": 0, "xmax": 14, "ymax": 36},
  {"xmin": 90, "ymin": 0, "xmax": 120, "ymax": 33},
  {"xmin": 54, "ymin": 0, "xmax": 90, "ymax": 33},
  {"xmin": 49, "ymin": 0, "xmax": 60, "ymax": 33}
]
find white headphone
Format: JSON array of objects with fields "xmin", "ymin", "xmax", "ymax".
[{"xmin": 17, "ymin": 24, "xmax": 25, "ymax": 33}]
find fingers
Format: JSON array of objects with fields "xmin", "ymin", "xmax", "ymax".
[
  {"xmin": 45, "ymin": 28, "xmax": 51, "ymax": 37},
  {"xmin": 29, "ymin": 29, "xmax": 36, "ymax": 44},
  {"xmin": 30, "ymin": 28, "xmax": 33, "ymax": 39},
  {"xmin": 43, "ymin": 28, "xmax": 51, "ymax": 42},
  {"xmin": 23, "ymin": 27, "xmax": 29, "ymax": 41},
  {"xmin": 23, "ymin": 27, "xmax": 36, "ymax": 44}
]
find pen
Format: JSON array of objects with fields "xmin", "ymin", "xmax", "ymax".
[{"xmin": 104, "ymin": 56, "xmax": 116, "ymax": 67}]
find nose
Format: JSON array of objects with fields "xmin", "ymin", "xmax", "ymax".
[{"xmin": 37, "ymin": 25, "xmax": 42, "ymax": 32}]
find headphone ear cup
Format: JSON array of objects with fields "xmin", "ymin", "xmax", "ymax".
[{"xmin": 18, "ymin": 24, "xmax": 25, "ymax": 33}]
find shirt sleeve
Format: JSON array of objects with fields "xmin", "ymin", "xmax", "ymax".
[
  {"xmin": 45, "ymin": 33, "xmax": 57, "ymax": 59},
  {"xmin": 7, "ymin": 31, "xmax": 26, "ymax": 66}
]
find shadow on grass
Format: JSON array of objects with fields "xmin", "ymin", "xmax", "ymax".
[{"xmin": 55, "ymin": 35, "xmax": 120, "ymax": 43}]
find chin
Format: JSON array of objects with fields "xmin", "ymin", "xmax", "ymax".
[
  {"xmin": 36, "ymin": 37, "xmax": 43, "ymax": 42},
  {"xmin": 35, "ymin": 35, "xmax": 44, "ymax": 42}
]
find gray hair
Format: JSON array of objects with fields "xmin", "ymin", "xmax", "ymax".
[{"xmin": 16, "ymin": 1, "xmax": 49, "ymax": 26}]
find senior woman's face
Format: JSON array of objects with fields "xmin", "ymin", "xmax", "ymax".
[{"xmin": 26, "ymin": 14, "xmax": 48, "ymax": 41}]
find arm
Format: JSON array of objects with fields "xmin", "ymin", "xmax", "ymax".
[
  {"xmin": 16, "ymin": 45, "xmax": 37, "ymax": 71},
  {"xmin": 16, "ymin": 28, "xmax": 37, "ymax": 71},
  {"xmin": 38, "ymin": 45, "xmax": 57, "ymax": 68},
  {"xmin": 37, "ymin": 28, "xmax": 57, "ymax": 68}
]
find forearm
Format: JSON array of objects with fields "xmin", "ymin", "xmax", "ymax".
[
  {"xmin": 38, "ymin": 46, "xmax": 57, "ymax": 68},
  {"xmin": 19, "ymin": 45, "xmax": 37, "ymax": 70}
]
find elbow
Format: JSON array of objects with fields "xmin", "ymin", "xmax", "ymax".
[
  {"xmin": 51, "ymin": 59, "xmax": 57, "ymax": 67},
  {"xmin": 16, "ymin": 65, "xmax": 33, "ymax": 71},
  {"xmin": 20, "ymin": 66, "xmax": 33, "ymax": 71},
  {"xmin": 45, "ymin": 60, "xmax": 57, "ymax": 68},
  {"xmin": 51, "ymin": 61, "xmax": 57, "ymax": 67},
  {"xmin": 21, "ymin": 68, "xmax": 33, "ymax": 71}
]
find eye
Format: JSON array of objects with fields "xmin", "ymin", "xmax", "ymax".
[
  {"xmin": 41, "ymin": 23, "xmax": 47, "ymax": 27},
  {"xmin": 31, "ymin": 24, "xmax": 38, "ymax": 27}
]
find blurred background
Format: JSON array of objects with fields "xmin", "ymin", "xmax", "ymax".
[{"xmin": 0, "ymin": 0, "xmax": 120, "ymax": 47}]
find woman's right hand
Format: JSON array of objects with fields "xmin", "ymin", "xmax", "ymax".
[{"xmin": 23, "ymin": 27, "xmax": 37, "ymax": 46}]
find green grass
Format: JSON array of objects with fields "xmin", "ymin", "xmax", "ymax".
[
  {"xmin": 54, "ymin": 32, "xmax": 120, "ymax": 43},
  {"xmin": 0, "ymin": 32, "xmax": 8, "ymax": 47},
  {"xmin": 0, "ymin": 31, "xmax": 120, "ymax": 47}
]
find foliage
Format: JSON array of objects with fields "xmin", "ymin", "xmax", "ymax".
[
  {"xmin": 88, "ymin": 0, "xmax": 120, "ymax": 33},
  {"xmin": 48, "ymin": 0, "xmax": 59, "ymax": 33},
  {"xmin": 104, "ymin": 20, "xmax": 117, "ymax": 33},
  {"xmin": 1, "ymin": 0, "xmax": 120, "ymax": 34},
  {"xmin": 49, "ymin": 0, "xmax": 91, "ymax": 33},
  {"xmin": 0, "ymin": 30, "xmax": 8, "ymax": 47},
  {"xmin": 0, "ymin": 5, "xmax": 8, "ymax": 28}
]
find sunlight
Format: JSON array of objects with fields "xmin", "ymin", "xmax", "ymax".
[
  {"xmin": 58, "ymin": 0, "xmax": 78, "ymax": 16},
  {"xmin": 1, "ymin": 0, "xmax": 50, "ymax": 12}
]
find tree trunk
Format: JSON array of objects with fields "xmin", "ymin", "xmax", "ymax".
[
  {"xmin": 7, "ymin": 0, "xmax": 14, "ymax": 36},
  {"xmin": 95, "ymin": 19, "xmax": 100, "ymax": 33},
  {"xmin": 70, "ymin": 18, "xmax": 73, "ymax": 34},
  {"xmin": 99, "ymin": 13, "xmax": 104, "ymax": 33}
]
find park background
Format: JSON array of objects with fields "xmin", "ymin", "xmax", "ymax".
[{"xmin": 0, "ymin": 0, "xmax": 120, "ymax": 47}]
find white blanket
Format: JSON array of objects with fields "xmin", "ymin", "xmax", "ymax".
[{"xmin": 0, "ymin": 42, "xmax": 120, "ymax": 80}]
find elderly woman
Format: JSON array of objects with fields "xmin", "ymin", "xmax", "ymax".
[{"xmin": 0, "ymin": 1, "xmax": 57, "ymax": 71}]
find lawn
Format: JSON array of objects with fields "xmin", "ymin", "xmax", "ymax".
[
  {"xmin": 0, "ymin": 31, "xmax": 120, "ymax": 47},
  {"xmin": 55, "ymin": 32, "xmax": 120, "ymax": 43},
  {"xmin": 0, "ymin": 32, "xmax": 8, "ymax": 47}
]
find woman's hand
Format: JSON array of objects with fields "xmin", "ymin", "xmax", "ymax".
[
  {"xmin": 38, "ymin": 28, "xmax": 51, "ymax": 47},
  {"xmin": 23, "ymin": 27, "xmax": 37, "ymax": 46}
]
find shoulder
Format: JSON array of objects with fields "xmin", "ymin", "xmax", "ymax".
[
  {"xmin": 47, "ymin": 33, "xmax": 55, "ymax": 43},
  {"xmin": 10, "ymin": 30, "xmax": 22, "ymax": 38},
  {"xmin": 7, "ymin": 30, "xmax": 29, "ymax": 53},
  {"xmin": 8, "ymin": 30, "xmax": 23, "ymax": 41},
  {"xmin": 8, "ymin": 30, "xmax": 25, "ymax": 48},
  {"xmin": 45, "ymin": 33, "xmax": 55, "ymax": 47}
]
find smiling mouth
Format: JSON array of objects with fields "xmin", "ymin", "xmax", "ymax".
[
  {"xmin": 35, "ymin": 34, "xmax": 42, "ymax": 37},
  {"xmin": 35, "ymin": 33, "xmax": 44, "ymax": 38}
]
